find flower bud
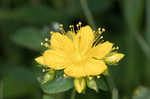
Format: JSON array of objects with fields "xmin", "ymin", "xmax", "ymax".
[
  {"xmin": 35, "ymin": 56, "xmax": 44, "ymax": 65},
  {"xmin": 87, "ymin": 79, "xmax": 98, "ymax": 92},
  {"xmin": 74, "ymin": 78, "xmax": 86, "ymax": 93},
  {"xmin": 105, "ymin": 52, "xmax": 124, "ymax": 65},
  {"xmin": 42, "ymin": 69, "xmax": 55, "ymax": 84}
]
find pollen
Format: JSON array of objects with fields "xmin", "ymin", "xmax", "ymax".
[{"xmin": 44, "ymin": 38, "xmax": 49, "ymax": 41}]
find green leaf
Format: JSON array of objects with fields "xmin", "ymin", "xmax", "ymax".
[
  {"xmin": 122, "ymin": 0, "xmax": 144, "ymax": 92},
  {"xmin": 88, "ymin": 0, "xmax": 112, "ymax": 14},
  {"xmin": 2, "ymin": 65, "xmax": 39, "ymax": 98},
  {"xmin": 123, "ymin": 0, "xmax": 144, "ymax": 31},
  {"xmin": 133, "ymin": 86, "xmax": 150, "ymax": 99},
  {"xmin": 145, "ymin": 0, "xmax": 150, "ymax": 84},
  {"xmin": 0, "ymin": 5, "xmax": 68, "ymax": 26},
  {"xmin": 146, "ymin": 0, "xmax": 150, "ymax": 44},
  {"xmin": 43, "ymin": 95, "xmax": 54, "ymax": 99},
  {"xmin": 96, "ymin": 78, "xmax": 108, "ymax": 91},
  {"xmin": 11, "ymin": 27, "xmax": 43, "ymax": 51},
  {"xmin": 41, "ymin": 76, "xmax": 73, "ymax": 94}
]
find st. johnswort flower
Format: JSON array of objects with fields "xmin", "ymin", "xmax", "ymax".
[{"xmin": 35, "ymin": 22, "xmax": 124, "ymax": 93}]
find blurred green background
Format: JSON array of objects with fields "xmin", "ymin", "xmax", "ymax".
[{"xmin": 0, "ymin": 0, "xmax": 150, "ymax": 99}]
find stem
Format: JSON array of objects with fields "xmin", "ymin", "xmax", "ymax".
[
  {"xmin": 0, "ymin": 80, "xmax": 3, "ymax": 99},
  {"xmin": 70, "ymin": 89, "xmax": 76, "ymax": 99},
  {"xmin": 80, "ymin": 0, "xmax": 96, "ymax": 30},
  {"xmin": 134, "ymin": 32, "xmax": 150, "ymax": 58},
  {"xmin": 105, "ymin": 75, "xmax": 119, "ymax": 99},
  {"xmin": 112, "ymin": 88, "xmax": 118, "ymax": 99},
  {"xmin": 105, "ymin": 75, "xmax": 116, "ymax": 91}
]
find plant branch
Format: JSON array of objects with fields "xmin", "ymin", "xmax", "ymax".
[
  {"xmin": 80, "ymin": 0, "xmax": 96, "ymax": 30},
  {"xmin": 70, "ymin": 89, "xmax": 76, "ymax": 99},
  {"xmin": 134, "ymin": 32, "xmax": 150, "ymax": 58}
]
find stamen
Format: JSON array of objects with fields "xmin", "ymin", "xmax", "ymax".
[
  {"xmin": 59, "ymin": 24, "xmax": 65, "ymax": 34},
  {"xmin": 112, "ymin": 46, "xmax": 119, "ymax": 50},
  {"xmin": 63, "ymin": 74, "xmax": 67, "ymax": 78},
  {"xmin": 40, "ymin": 42, "xmax": 44, "ymax": 46},
  {"xmin": 100, "ymin": 36, "xmax": 103, "ymax": 39},
  {"xmin": 78, "ymin": 21, "xmax": 82, "ymax": 26},
  {"xmin": 76, "ymin": 24, "xmax": 79, "ymax": 31},
  {"xmin": 44, "ymin": 38, "xmax": 49, "ymax": 41},
  {"xmin": 72, "ymin": 25, "xmax": 75, "ymax": 33},
  {"xmin": 98, "ymin": 28, "xmax": 102, "ymax": 35},
  {"xmin": 69, "ymin": 25, "xmax": 75, "ymax": 33},
  {"xmin": 102, "ymin": 28, "xmax": 105, "ymax": 32},
  {"xmin": 116, "ymin": 46, "xmax": 119, "ymax": 50},
  {"xmin": 76, "ymin": 21, "xmax": 82, "ymax": 31},
  {"xmin": 69, "ymin": 25, "xmax": 72, "ymax": 31},
  {"xmin": 96, "ymin": 75, "xmax": 100, "ymax": 79},
  {"xmin": 93, "ymin": 27, "xmax": 106, "ymax": 46},
  {"xmin": 44, "ymin": 43, "xmax": 49, "ymax": 47},
  {"xmin": 50, "ymin": 31, "xmax": 54, "ymax": 34},
  {"xmin": 42, "ymin": 69, "xmax": 46, "ymax": 72},
  {"xmin": 88, "ymin": 76, "xmax": 93, "ymax": 80}
]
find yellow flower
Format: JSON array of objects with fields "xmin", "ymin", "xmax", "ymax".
[{"xmin": 35, "ymin": 24, "xmax": 124, "ymax": 78}]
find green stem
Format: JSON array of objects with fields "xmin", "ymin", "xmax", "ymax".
[
  {"xmin": 134, "ymin": 32, "xmax": 150, "ymax": 58},
  {"xmin": 70, "ymin": 89, "xmax": 76, "ymax": 99},
  {"xmin": 80, "ymin": 0, "xmax": 96, "ymax": 30},
  {"xmin": 112, "ymin": 88, "xmax": 118, "ymax": 99},
  {"xmin": 104, "ymin": 75, "xmax": 119, "ymax": 99},
  {"xmin": 0, "ymin": 80, "xmax": 3, "ymax": 99},
  {"xmin": 105, "ymin": 75, "xmax": 116, "ymax": 91}
]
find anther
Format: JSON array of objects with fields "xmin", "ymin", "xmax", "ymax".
[
  {"xmin": 42, "ymin": 69, "xmax": 46, "ymax": 72},
  {"xmin": 63, "ymin": 74, "xmax": 66, "ymax": 77},
  {"xmin": 59, "ymin": 24, "xmax": 63, "ymax": 27},
  {"xmin": 40, "ymin": 42, "xmax": 44, "ymax": 46},
  {"xmin": 88, "ymin": 77, "xmax": 92, "ymax": 80},
  {"xmin": 59, "ymin": 24, "xmax": 65, "ymax": 34},
  {"xmin": 69, "ymin": 25, "xmax": 72, "ymax": 28},
  {"xmin": 69, "ymin": 25, "xmax": 74, "ymax": 32},
  {"xmin": 50, "ymin": 31, "xmax": 54, "ymax": 34},
  {"xmin": 100, "ymin": 36, "xmax": 103, "ymax": 39},
  {"xmin": 78, "ymin": 21, "xmax": 82, "ymax": 26},
  {"xmin": 102, "ymin": 28, "xmax": 105, "ymax": 32},
  {"xmin": 98, "ymin": 28, "xmax": 101, "ymax": 31},
  {"xmin": 63, "ymin": 74, "xmax": 68, "ymax": 78},
  {"xmin": 116, "ymin": 46, "xmax": 119, "ymax": 50},
  {"xmin": 98, "ymin": 28, "xmax": 102, "ymax": 34},
  {"xmin": 97, "ymin": 75, "xmax": 100, "ymax": 79},
  {"xmin": 76, "ymin": 24, "xmax": 80, "ymax": 31},
  {"xmin": 45, "ymin": 38, "xmax": 49, "ymax": 41},
  {"xmin": 44, "ymin": 43, "xmax": 49, "ymax": 47}
]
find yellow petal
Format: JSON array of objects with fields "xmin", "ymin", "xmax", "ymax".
[
  {"xmin": 43, "ymin": 49, "xmax": 70, "ymax": 70},
  {"xmin": 89, "ymin": 41, "xmax": 113, "ymax": 59},
  {"xmin": 35, "ymin": 56, "xmax": 44, "ymax": 65},
  {"xmin": 74, "ymin": 78, "xmax": 86, "ymax": 93},
  {"xmin": 105, "ymin": 52, "xmax": 124, "ymax": 64},
  {"xmin": 64, "ymin": 59, "xmax": 107, "ymax": 78},
  {"xmin": 74, "ymin": 26, "xmax": 94, "ymax": 55},
  {"xmin": 50, "ymin": 32, "xmax": 74, "ymax": 53},
  {"xmin": 84, "ymin": 59, "xmax": 107, "ymax": 76}
]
